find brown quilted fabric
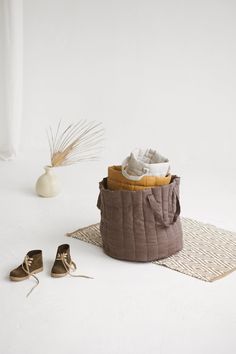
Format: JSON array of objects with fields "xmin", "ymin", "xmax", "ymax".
[{"xmin": 97, "ymin": 176, "xmax": 183, "ymax": 262}]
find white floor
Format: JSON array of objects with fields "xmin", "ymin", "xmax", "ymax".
[{"xmin": 1, "ymin": 151, "xmax": 236, "ymax": 354}]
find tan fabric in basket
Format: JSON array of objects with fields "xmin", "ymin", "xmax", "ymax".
[{"xmin": 107, "ymin": 165, "xmax": 171, "ymax": 191}]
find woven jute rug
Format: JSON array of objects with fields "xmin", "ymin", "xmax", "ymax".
[{"xmin": 67, "ymin": 218, "xmax": 236, "ymax": 282}]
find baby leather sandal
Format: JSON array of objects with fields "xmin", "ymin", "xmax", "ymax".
[
  {"xmin": 9, "ymin": 250, "xmax": 43, "ymax": 297},
  {"xmin": 51, "ymin": 244, "xmax": 93, "ymax": 279}
]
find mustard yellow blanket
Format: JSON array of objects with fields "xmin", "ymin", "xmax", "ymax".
[{"xmin": 107, "ymin": 166, "xmax": 171, "ymax": 191}]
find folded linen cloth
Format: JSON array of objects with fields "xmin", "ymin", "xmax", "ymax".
[
  {"xmin": 107, "ymin": 165, "xmax": 171, "ymax": 191},
  {"xmin": 122, "ymin": 148, "xmax": 170, "ymax": 181}
]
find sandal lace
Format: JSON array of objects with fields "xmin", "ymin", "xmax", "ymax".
[
  {"xmin": 56, "ymin": 252, "xmax": 93, "ymax": 279},
  {"xmin": 21, "ymin": 255, "xmax": 40, "ymax": 297}
]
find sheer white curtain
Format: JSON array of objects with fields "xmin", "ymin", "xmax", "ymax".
[{"xmin": 0, "ymin": 0, "xmax": 23, "ymax": 160}]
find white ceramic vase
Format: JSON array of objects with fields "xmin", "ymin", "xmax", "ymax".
[{"xmin": 36, "ymin": 166, "xmax": 61, "ymax": 197}]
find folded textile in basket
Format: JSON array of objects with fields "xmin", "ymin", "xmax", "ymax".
[
  {"xmin": 108, "ymin": 165, "xmax": 171, "ymax": 191},
  {"xmin": 122, "ymin": 148, "xmax": 170, "ymax": 181}
]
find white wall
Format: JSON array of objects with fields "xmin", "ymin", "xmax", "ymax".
[
  {"xmin": 0, "ymin": 0, "xmax": 5, "ymax": 151},
  {"xmin": 22, "ymin": 0, "xmax": 236, "ymax": 227}
]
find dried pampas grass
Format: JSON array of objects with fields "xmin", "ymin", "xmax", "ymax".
[{"xmin": 47, "ymin": 120, "xmax": 104, "ymax": 167}]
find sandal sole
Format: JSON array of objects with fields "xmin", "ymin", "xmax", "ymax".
[
  {"xmin": 51, "ymin": 272, "xmax": 68, "ymax": 278},
  {"xmin": 9, "ymin": 267, "xmax": 44, "ymax": 281}
]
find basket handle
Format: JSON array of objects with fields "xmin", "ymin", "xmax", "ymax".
[
  {"xmin": 97, "ymin": 192, "xmax": 102, "ymax": 210},
  {"xmin": 172, "ymin": 191, "xmax": 181, "ymax": 223},
  {"xmin": 147, "ymin": 189, "xmax": 180, "ymax": 227}
]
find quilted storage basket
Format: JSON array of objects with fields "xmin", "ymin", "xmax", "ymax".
[{"xmin": 97, "ymin": 176, "xmax": 183, "ymax": 262}]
